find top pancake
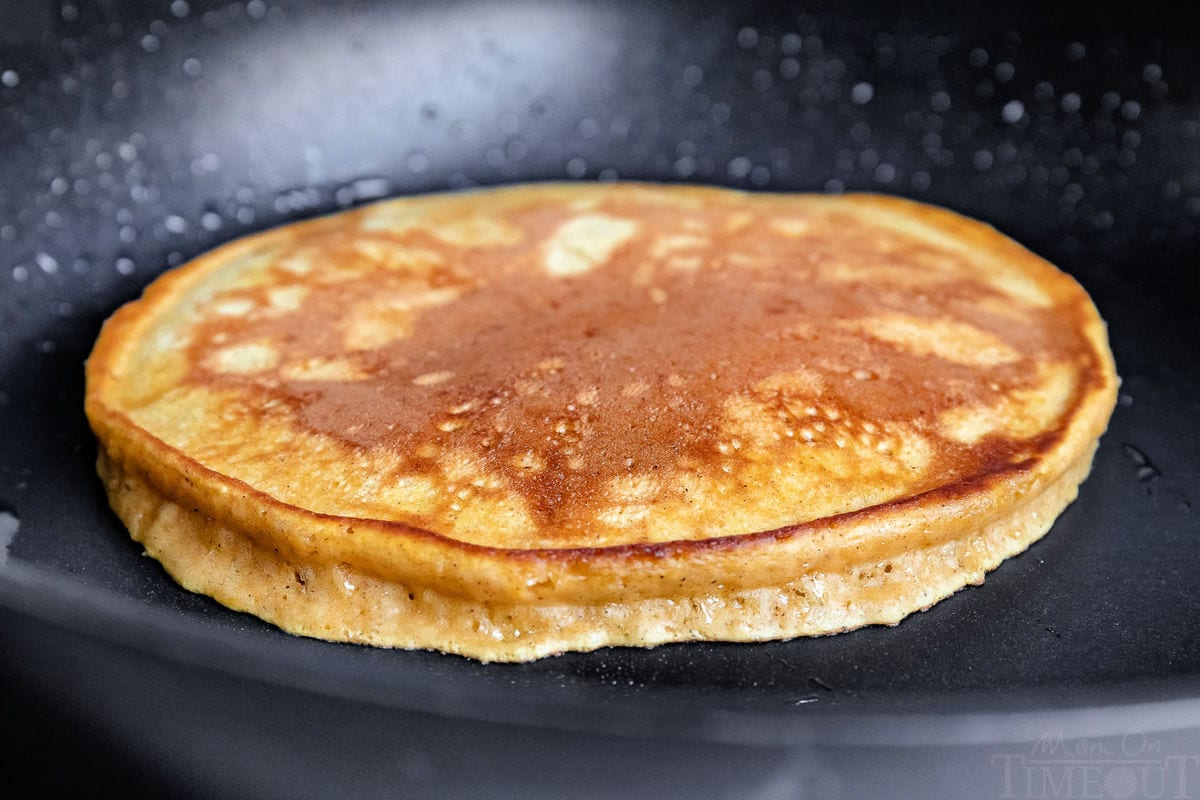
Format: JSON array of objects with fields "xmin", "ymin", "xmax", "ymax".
[{"xmin": 86, "ymin": 182, "xmax": 1115, "ymax": 552}]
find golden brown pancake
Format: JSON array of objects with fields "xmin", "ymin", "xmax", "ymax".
[{"xmin": 84, "ymin": 182, "xmax": 1118, "ymax": 662}]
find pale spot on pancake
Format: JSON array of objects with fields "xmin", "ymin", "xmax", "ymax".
[
  {"xmin": 597, "ymin": 504, "xmax": 651, "ymax": 527},
  {"xmin": 938, "ymin": 405, "xmax": 997, "ymax": 445},
  {"xmin": 770, "ymin": 218, "xmax": 812, "ymax": 237},
  {"xmin": 345, "ymin": 447, "xmax": 405, "ymax": 495},
  {"xmin": 513, "ymin": 450, "xmax": 545, "ymax": 473},
  {"xmin": 651, "ymin": 234, "xmax": 708, "ymax": 258},
  {"xmin": 207, "ymin": 341, "xmax": 279, "ymax": 374},
  {"xmin": 649, "ymin": 287, "xmax": 668, "ymax": 304},
  {"xmin": 889, "ymin": 429, "xmax": 933, "ymax": 473},
  {"xmin": 725, "ymin": 212, "xmax": 753, "ymax": 233},
  {"xmin": 353, "ymin": 240, "xmax": 443, "ymax": 272},
  {"xmin": 376, "ymin": 475, "xmax": 440, "ymax": 514},
  {"xmin": 755, "ymin": 369, "xmax": 825, "ymax": 397},
  {"xmin": 989, "ymin": 270, "xmax": 1053, "ymax": 308},
  {"xmin": 282, "ymin": 357, "xmax": 366, "ymax": 382},
  {"xmin": 214, "ymin": 298, "xmax": 255, "ymax": 316},
  {"xmin": 267, "ymin": 286, "xmax": 308, "ymax": 312},
  {"xmin": 278, "ymin": 252, "xmax": 315, "ymax": 275},
  {"xmin": 153, "ymin": 328, "xmax": 189, "ymax": 353},
  {"xmin": 413, "ymin": 370, "xmax": 453, "ymax": 386},
  {"xmin": 816, "ymin": 261, "xmax": 871, "ymax": 284},
  {"xmin": 274, "ymin": 246, "xmax": 348, "ymax": 285},
  {"xmin": 343, "ymin": 287, "xmax": 461, "ymax": 350},
  {"xmin": 431, "ymin": 216, "xmax": 524, "ymax": 248},
  {"xmin": 469, "ymin": 472, "xmax": 504, "ymax": 491},
  {"xmin": 607, "ymin": 473, "xmax": 661, "ymax": 504},
  {"xmin": 449, "ymin": 399, "xmax": 480, "ymax": 415},
  {"xmin": 537, "ymin": 357, "xmax": 565, "ymax": 372},
  {"xmin": 542, "ymin": 214, "xmax": 638, "ymax": 276},
  {"xmin": 622, "ymin": 380, "xmax": 650, "ymax": 398},
  {"xmin": 719, "ymin": 395, "xmax": 782, "ymax": 450},
  {"xmin": 817, "ymin": 261, "xmax": 892, "ymax": 285},
  {"xmin": 514, "ymin": 377, "xmax": 542, "ymax": 396},
  {"xmin": 440, "ymin": 448, "xmax": 490, "ymax": 484},
  {"xmin": 450, "ymin": 495, "xmax": 536, "ymax": 543},
  {"xmin": 847, "ymin": 314, "xmax": 1020, "ymax": 366},
  {"xmin": 673, "ymin": 469, "xmax": 709, "ymax": 498},
  {"xmin": 576, "ymin": 387, "xmax": 599, "ymax": 406},
  {"xmin": 359, "ymin": 200, "xmax": 424, "ymax": 232},
  {"xmin": 666, "ymin": 255, "xmax": 703, "ymax": 272},
  {"xmin": 343, "ymin": 318, "xmax": 405, "ymax": 351}
]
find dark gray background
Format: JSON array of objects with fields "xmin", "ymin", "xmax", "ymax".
[{"xmin": 2, "ymin": 1, "xmax": 1198, "ymax": 798}]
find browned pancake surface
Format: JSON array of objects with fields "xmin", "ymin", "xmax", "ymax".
[{"xmin": 109, "ymin": 184, "xmax": 1103, "ymax": 549}]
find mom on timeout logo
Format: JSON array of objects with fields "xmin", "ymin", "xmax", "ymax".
[{"xmin": 990, "ymin": 729, "xmax": 1199, "ymax": 799}]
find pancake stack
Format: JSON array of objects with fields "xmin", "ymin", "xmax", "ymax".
[{"xmin": 85, "ymin": 182, "xmax": 1118, "ymax": 661}]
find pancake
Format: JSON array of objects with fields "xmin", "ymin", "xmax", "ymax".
[{"xmin": 84, "ymin": 182, "xmax": 1118, "ymax": 662}]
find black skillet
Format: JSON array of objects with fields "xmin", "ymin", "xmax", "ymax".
[{"xmin": 3, "ymin": 1, "xmax": 1199, "ymax": 798}]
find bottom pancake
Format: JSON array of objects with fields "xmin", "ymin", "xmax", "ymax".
[{"xmin": 97, "ymin": 441, "xmax": 1096, "ymax": 662}]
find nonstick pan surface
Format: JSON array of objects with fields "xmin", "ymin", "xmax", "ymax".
[{"xmin": 2, "ymin": 1, "xmax": 1199, "ymax": 798}]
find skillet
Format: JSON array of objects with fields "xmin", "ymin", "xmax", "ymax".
[{"xmin": 2, "ymin": 1, "xmax": 1199, "ymax": 797}]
